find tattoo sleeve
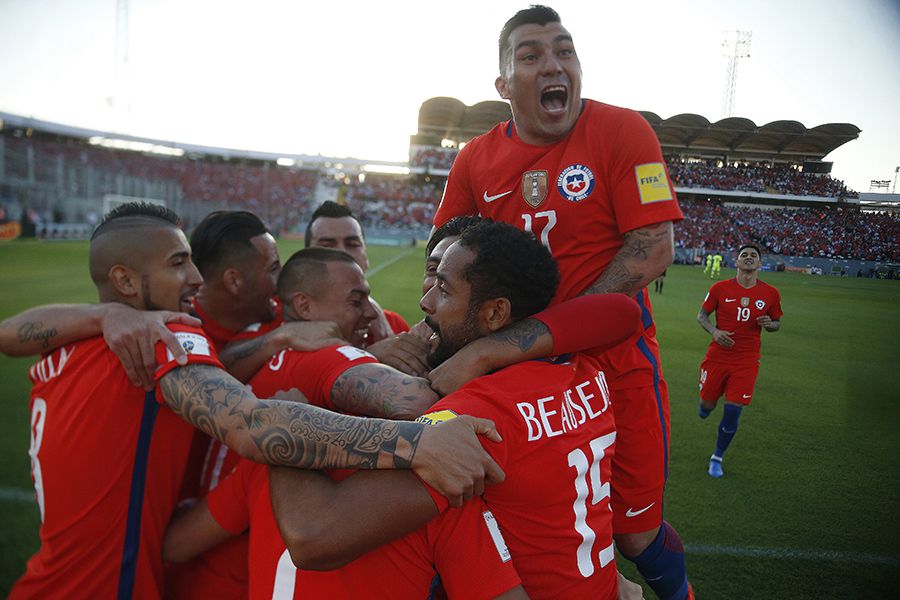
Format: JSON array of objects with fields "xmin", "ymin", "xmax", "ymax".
[
  {"xmin": 581, "ymin": 222, "xmax": 673, "ymax": 297},
  {"xmin": 159, "ymin": 364, "xmax": 424, "ymax": 469},
  {"xmin": 330, "ymin": 364, "xmax": 438, "ymax": 419},
  {"xmin": 488, "ymin": 318, "xmax": 549, "ymax": 353}
]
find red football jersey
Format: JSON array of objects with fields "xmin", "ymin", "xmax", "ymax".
[
  {"xmin": 169, "ymin": 299, "xmax": 285, "ymax": 600},
  {"xmin": 435, "ymin": 100, "xmax": 682, "ymax": 390},
  {"xmin": 248, "ymin": 343, "xmax": 379, "ymax": 410},
  {"xmin": 383, "ymin": 309, "xmax": 410, "ymax": 334},
  {"xmin": 207, "ymin": 460, "xmax": 520, "ymax": 600},
  {"xmin": 10, "ymin": 325, "xmax": 221, "ymax": 600},
  {"xmin": 702, "ymin": 278, "xmax": 783, "ymax": 365},
  {"xmin": 418, "ymin": 354, "xmax": 619, "ymax": 599}
]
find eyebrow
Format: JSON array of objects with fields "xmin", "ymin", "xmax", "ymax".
[{"xmin": 514, "ymin": 33, "xmax": 573, "ymax": 53}]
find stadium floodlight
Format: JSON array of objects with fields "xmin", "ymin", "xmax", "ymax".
[
  {"xmin": 276, "ymin": 158, "xmax": 296, "ymax": 167},
  {"xmin": 88, "ymin": 136, "xmax": 184, "ymax": 157},
  {"xmin": 362, "ymin": 164, "xmax": 411, "ymax": 175}
]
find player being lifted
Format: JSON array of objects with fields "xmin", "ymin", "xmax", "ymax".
[{"xmin": 696, "ymin": 243, "xmax": 783, "ymax": 478}]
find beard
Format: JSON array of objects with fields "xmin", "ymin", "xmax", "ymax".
[{"xmin": 424, "ymin": 308, "xmax": 481, "ymax": 369}]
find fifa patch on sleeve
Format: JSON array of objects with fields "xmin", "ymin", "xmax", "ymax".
[
  {"xmin": 336, "ymin": 345, "xmax": 376, "ymax": 361},
  {"xmin": 166, "ymin": 331, "xmax": 212, "ymax": 362},
  {"xmin": 635, "ymin": 163, "xmax": 673, "ymax": 204},
  {"xmin": 416, "ymin": 409, "xmax": 458, "ymax": 426},
  {"xmin": 482, "ymin": 509, "xmax": 512, "ymax": 563}
]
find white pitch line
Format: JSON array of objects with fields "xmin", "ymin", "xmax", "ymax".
[
  {"xmin": 0, "ymin": 487, "xmax": 36, "ymax": 503},
  {"xmin": 367, "ymin": 247, "xmax": 417, "ymax": 277}
]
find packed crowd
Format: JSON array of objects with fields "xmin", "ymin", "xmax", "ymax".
[
  {"xmin": 677, "ymin": 199, "xmax": 900, "ymax": 262},
  {"xmin": 666, "ymin": 159, "xmax": 857, "ymax": 198},
  {"xmin": 2, "ymin": 134, "xmax": 318, "ymax": 231},
  {"xmin": 410, "ymin": 147, "xmax": 459, "ymax": 170}
]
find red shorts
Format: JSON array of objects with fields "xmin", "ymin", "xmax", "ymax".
[
  {"xmin": 609, "ymin": 381, "xmax": 669, "ymax": 534},
  {"xmin": 699, "ymin": 358, "xmax": 759, "ymax": 405}
]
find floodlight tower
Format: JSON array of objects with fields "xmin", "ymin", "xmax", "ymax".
[
  {"xmin": 722, "ymin": 30, "xmax": 752, "ymax": 118},
  {"xmin": 109, "ymin": 0, "xmax": 131, "ymax": 131}
]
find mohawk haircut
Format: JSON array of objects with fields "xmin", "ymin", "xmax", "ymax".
[
  {"xmin": 426, "ymin": 215, "xmax": 485, "ymax": 257},
  {"xmin": 304, "ymin": 201, "xmax": 364, "ymax": 247},
  {"xmin": 498, "ymin": 5, "xmax": 562, "ymax": 70},
  {"xmin": 189, "ymin": 211, "xmax": 270, "ymax": 278},
  {"xmin": 91, "ymin": 202, "xmax": 181, "ymax": 240},
  {"xmin": 457, "ymin": 221, "xmax": 559, "ymax": 321},
  {"xmin": 277, "ymin": 247, "xmax": 359, "ymax": 302}
]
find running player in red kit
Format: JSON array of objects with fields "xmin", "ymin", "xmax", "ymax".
[
  {"xmin": 432, "ymin": 6, "xmax": 690, "ymax": 599},
  {"xmin": 697, "ymin": 243, "xmax": 783, "ymax": 478}
]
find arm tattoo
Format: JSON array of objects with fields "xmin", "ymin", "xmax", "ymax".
[
  {"xmin": 582, "ymin": 223, "xmax": 672, "ymax": 296},
  {"xmin": 17, "ymin": 321, "xmax": 58, "ymax": 349},
  {"xmin": 489, "ymin": 318, "xmax": 548, "ymax": 352},
  {"xmin": 159, "ymin": 364, "xmax": 425, "ymax": 469},
  {"xmin": 331, "ymin": 364, "xmax": 436, "ymax": 419},
  {"xmin": 219, "ymin": 336, "xmax": 266, "ymax": 367}
]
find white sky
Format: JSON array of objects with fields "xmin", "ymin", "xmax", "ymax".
[{"xmin": 1, "ymin": 0, "xmax": 898, "ymax": 193}]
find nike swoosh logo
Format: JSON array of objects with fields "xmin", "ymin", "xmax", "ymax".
[
  {"xmin": 742, "ymin": 394, "xmax": 752, "ymax": 399},
  {"xmin": 724, "ymin": 299, "xmax": 736, "ymax": 302},
  {"xmin": 483, "ymin": 190, "xmax": 513, "ymax": 203},
  {"xmin": 625, "ymin": 503, "xmax": 655, "ymax": 517}
]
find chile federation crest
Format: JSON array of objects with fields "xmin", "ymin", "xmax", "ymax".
[{"xmin": 556, "ymin": 164, "xmax": 595, "ymax": 202}]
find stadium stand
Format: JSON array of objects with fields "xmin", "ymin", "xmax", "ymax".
[{"xmin": 2, "ymin": 101, "xmax": 897, "ymax": 270}]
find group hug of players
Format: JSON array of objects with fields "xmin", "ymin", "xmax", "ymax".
[{"xmin": 0, "ymin": 6, "xmax": 782, "ymax": 600}]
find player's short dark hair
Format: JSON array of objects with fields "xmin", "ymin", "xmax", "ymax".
[
  {"xmin": 277, "ymin": 247, "xmax": 359, "ymax": 302},
  {"xmin": 426, "ymin": 215, "xmax": 484, "ymax": 257},
  {"xmin": 91, "ymin": 202, "xmax": 181, "ymax": 240},
  {"xmin": 499, "ymin": 5, "xmax": 562, "ymax": 70},
  {"xmin": 304, "ymin": 201, "xmax": 365, "ymax": 247},
  {"xmin": 189, "ymin": 211, "xmax": 270, "ymax": 278},
  {"xmin": 457, "ymin": 221, "xmax": 559, "ymax": 321},
  {"xmin": 737, "ymin": 243, "xmax": 762, "ymax": 256}
]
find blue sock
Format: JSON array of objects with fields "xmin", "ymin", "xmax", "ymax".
[
  {"xmin": 625, "ymin": 521, "xmax": 690, "ymax": 600},
  {"xmin": 698, "ymin": 403, "xmax": 712, "ymax": 419},
  {"xmin": 714, "ymin": 403, "xmax": 743, "ymax": 458}
]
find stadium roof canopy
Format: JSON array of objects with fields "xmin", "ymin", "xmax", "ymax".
[{"xmin": 412, "ymin": 97, "xmax": 861, "ymax": 163}]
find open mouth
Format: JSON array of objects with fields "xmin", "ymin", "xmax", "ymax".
[{"xmin": 541, "ymin": 85, "xmax": 568, "ymax": 112}]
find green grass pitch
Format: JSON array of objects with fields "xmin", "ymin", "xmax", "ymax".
[{"xmin": 1, "ymin": 239, "xmax": 898, "ymax": 597}]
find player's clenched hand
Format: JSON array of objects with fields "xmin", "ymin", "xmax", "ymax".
[
  {"xmin": 756, "ymin": 315, "xmax": 773, "ymax": 329},
  {"xmin": 102, "ymin": 305, "xmax": 202, "ymax": 390},
  {"xmin": 412, "ymin": 415, "xmax": 505, "ymax": 507},
  {"xmin": 366, "ymin": 333, "xmax": 431, "ymax": 377},
  {"xmin": 277, "ymin": 320, "xmax": 344, "ymax": 352},
  {"xmin": 712, "ymin": 328, "xmax": 735, "ymax": 348}
]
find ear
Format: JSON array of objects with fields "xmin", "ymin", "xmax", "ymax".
[
  {"xmin": 222, "ymin": 267, "xmax": 244, "ymax": 295},
  {"xmin": 289, "ymin": 292, "xmax": 315, "ymax": 321},
  {"xmin": 108, "ymin": 264, "xmax": 140, "ymax": 299},
  {"xmin": 495, "ymin": 75, "xmax": 510, "ymax": 100},
  {"xmin": 479, "ymin": 298, "xmax": 513, "ymax": 333}
]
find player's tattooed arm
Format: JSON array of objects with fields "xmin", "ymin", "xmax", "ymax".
[
  {"xmin": 0, "ymin": 304, "xmax": 198, "ymax": 389},
  {"xmin": 757, "ymin": 315, "xmax": 781, "ymax": 332},
  {"xmin": 330, "ymin": 363, "xmax": 438, "ymax": 419},
  {"xmin": 159, "ymin": 363, "xmax": 423, "ymax": 469},
  {"xmin": 219, "ymin": 320, "xmax": 343, "ymax": 382},
  {"xmin": 581, "ymin": 221, "xmax": 674, "ymax": 297},
  {"xmin": 158, "ymin": 363, "xmax": 505, "ymax": 506}
]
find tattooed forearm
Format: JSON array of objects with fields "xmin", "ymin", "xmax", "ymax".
[
  {"xmin": 582, "ymin": 222, "xmax": 673, "ymax": 296},
  {"xmin": 219, "ymin": 336, "xmax": 266, "ymax": 366},
  {"xmin": 159, "ymin": 364, "xmax": 425, "ymax": 469},
  {"xmin": 331, "ymin": 364, "xmax": 438, "ymax": 419},
  {"xmin": 17, "ymin": 321, "xmax": 58, "ymax": 349}
]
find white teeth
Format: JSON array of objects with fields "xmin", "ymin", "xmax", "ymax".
[{"xmin": 543, "ymin": 85, "xmax": 566, "ymax": 93}]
